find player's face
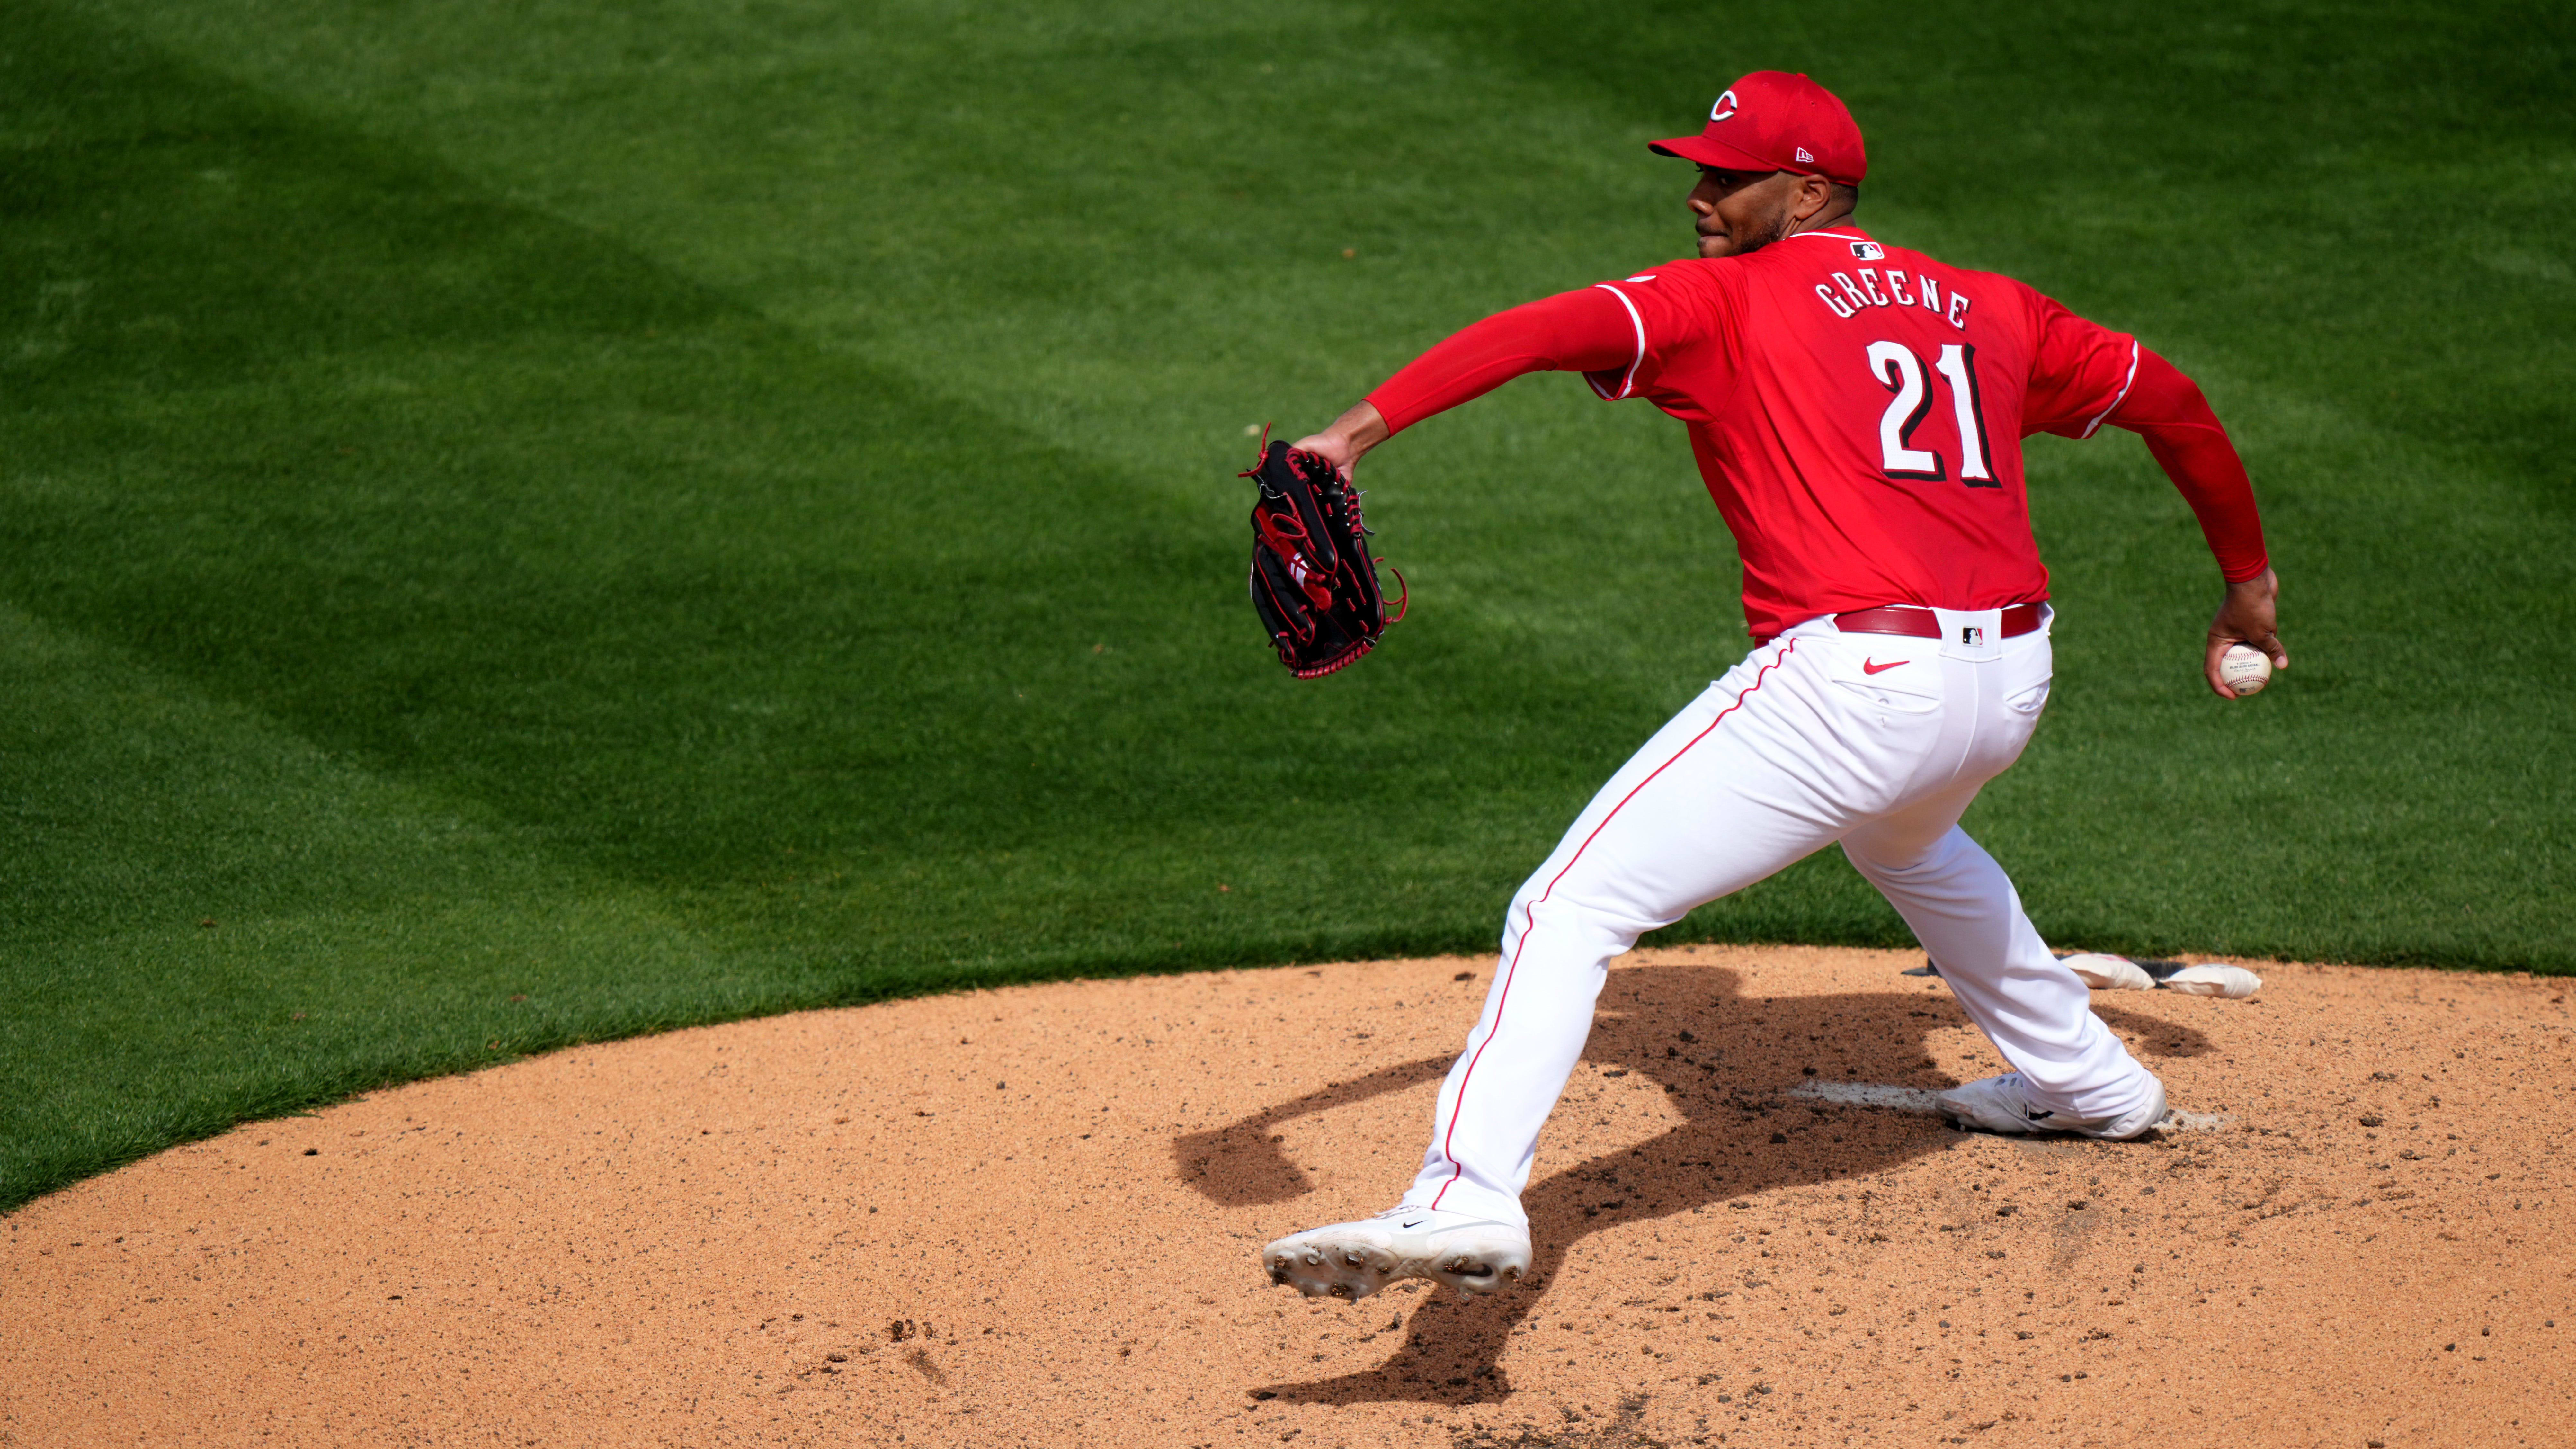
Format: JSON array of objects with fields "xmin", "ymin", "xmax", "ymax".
[{"xmin": 1689, "ymin": 167, "xmax": 1804, "ymax": 259}]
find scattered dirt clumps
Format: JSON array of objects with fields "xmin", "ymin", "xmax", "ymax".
[{"xmin": 3, "ymin": 947, "xmax": 2571, "ymax": 1446}]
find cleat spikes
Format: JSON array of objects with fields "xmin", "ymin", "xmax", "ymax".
[{"xmin": 1259, "ymin": 1208, "xmax": 1532, "ymax": 1300}]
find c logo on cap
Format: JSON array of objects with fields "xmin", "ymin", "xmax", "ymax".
[{"xmin": 1709, "ymin": 88, "xmax": 1739, "ymax": 122}]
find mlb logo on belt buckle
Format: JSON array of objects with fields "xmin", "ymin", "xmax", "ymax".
[
  {"xmin": 1933, "ymin": 607, "xmax": 2004, "ymax": 660},
  {"xmin": 1849, "ymin": 241, "xmax": 1884, "ymax": 260}
]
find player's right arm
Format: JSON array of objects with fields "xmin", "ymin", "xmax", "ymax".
[
  {"xmin": 2103, "ymin": 350, "xmax": 2287, "ymax": 698},
  {"xmin": 1288, "ymin": 288, "xmax": 1643, "ymax": 478},
  {"xmin": 2023, "ymin": 298, "xmax": 2284, "ymax": 699}
]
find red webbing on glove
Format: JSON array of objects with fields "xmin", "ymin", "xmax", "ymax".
[
  {"xmin": 2110, "ymin": 348, "xmax": 2271, "ymax": 583},
  {"xmin": 1364, "ymin": 288, "xmax": 1639, "ymax": 435}
]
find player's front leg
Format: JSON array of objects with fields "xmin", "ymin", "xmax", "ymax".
[
  {"xmin": 1261, "ymin": 640, "xmax": 1850, "ymax": 1298},
  {"xmin": 1261, "ymin": 1204, "xmax": 1533, "ymax": 1301}
]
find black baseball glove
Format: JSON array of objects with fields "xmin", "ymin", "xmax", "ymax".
[{"xmin": 1240, "ymin": 436, "xmax": 1405, "ymax": 678}]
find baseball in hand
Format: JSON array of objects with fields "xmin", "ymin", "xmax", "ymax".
[{"xmin": 2218, "ymin": 642, "xmax": 2273, "ymax": 697}]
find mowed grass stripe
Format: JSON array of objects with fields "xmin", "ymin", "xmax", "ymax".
[{"xmin": 0, "ymin": 599, "xmax": 742, "ymax": 1207}]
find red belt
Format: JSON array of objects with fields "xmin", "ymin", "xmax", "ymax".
[{"xmin": 1833, "ymin": 603, "xmax": 2046, "ymax": 640}]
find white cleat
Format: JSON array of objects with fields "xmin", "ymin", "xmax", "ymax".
[
  {"xmin": 1261, "ymin": 1206, "xmax": 1532, "ymax": 1300},
  {"xmin": 1937, "ymin": 1071, "xmax": 2169, "ymax": 1142}
]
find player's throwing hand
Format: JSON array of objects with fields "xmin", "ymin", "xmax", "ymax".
[{"xmin": 2206, "ymin": 567, "xmax": 2288, "ymax": 698}]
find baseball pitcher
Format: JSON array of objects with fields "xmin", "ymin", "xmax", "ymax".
[{"xmin": 1260, "ymin": 71, "xmax": 2283, "ymax": 1300}]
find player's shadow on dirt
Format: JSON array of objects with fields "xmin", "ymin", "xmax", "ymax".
[{"xmin": 1172, "ymin": 962, "xmax": 2209, "ymax": 1407}]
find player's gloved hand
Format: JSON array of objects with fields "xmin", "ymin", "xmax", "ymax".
[
  {"xmin": 2204, "ymin": 567, "xmax": 2287, "ymax": 699},
  {"xmin": 1288, "ymin": 400, "xmax": 1391, "ymax": 485},
  {"xmin": 1241, "ymin": 420, "xmax": 1407, "ymax": 678}
]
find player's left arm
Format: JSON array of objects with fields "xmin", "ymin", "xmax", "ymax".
[
  {"xmin": 1290, "ymin": 285, "xmax": 1653, "ymax": 478},
  {"xmin": 2103, "ymin": 348, "xmax": 2287, "ymax": 699},
  {"xmin": 1291, "ymin": 398, "xmax": 1393, "ymax": 479}
]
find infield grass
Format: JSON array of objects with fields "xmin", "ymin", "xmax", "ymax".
[{"xmin": 3, "ymin": 0, "xmax": 2570, "ymax": 1209}]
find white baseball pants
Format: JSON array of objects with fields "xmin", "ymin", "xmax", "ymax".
[{"xmin": 1403, "ymin": 607, "xmax": 2160, "ymax": 1227}]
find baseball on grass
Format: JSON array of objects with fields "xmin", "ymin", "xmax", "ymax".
[{"xmin": 2218, "ymin": 642, "xmax": 2273, "ymax": 697}]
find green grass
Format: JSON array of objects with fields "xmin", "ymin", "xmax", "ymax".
[{"xmin": 3, "ymin": 0, "xmax": 2570, "ymax": 1210}]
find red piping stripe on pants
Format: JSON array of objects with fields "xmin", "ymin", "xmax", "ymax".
[{"xmin": 1428, "ymin": 638, "xmax": 1801, "ymax": 1208}]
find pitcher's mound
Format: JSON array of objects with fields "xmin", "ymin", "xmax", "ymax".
[{"xmin": 5, "ymin": 946, "xmax": 2570, "ymax": 1446}]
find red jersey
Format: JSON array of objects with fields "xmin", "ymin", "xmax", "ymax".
[
  {"xmin": 1580, "ymin": 228, "xmax": 2140, "ymax": 637},
  {"xmin": 1366, "ymin": 226, "xmax": 2264, "ymax": 641}
]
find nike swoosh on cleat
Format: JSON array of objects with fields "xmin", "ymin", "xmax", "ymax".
[
  {"xmin": 1400, "ymin": 1219, "xmax": 1426, "ymax": 1229},
  {"xmin": 1861, "ymin": 658, "xmax": 1907, "ymax": 675}
]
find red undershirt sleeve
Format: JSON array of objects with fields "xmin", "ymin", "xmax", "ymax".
[
  {"xmin": 1364, "ymin": 288, "xmax": 1642, "ymax": 436},
  {"xmin": 2108, "ymin": 348, "xmax": 2271, "ymax": 583}
]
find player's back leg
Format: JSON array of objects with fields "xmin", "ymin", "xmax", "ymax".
[{"xmin": 1841, "ymin": 802, "xmax": 2161, "ymax": 1130}]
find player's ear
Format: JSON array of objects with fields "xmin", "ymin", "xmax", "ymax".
[{"xmin": 1793, "ymin": 173, "xmax": 1835, "ymax": 221}]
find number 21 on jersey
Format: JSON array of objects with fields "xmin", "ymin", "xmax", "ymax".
[{"xmin": 1866, "ymin": 340, "xmax": 1993, "ymax": 487}]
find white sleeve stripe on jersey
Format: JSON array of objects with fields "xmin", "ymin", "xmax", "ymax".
[
  {"xmin": 2079, "ymin": 338, "xmax": 2142, "ymax": 439},
  {"xmin": 1590, "ymin": 283, "xmax": 1648, "ymax": 400}
]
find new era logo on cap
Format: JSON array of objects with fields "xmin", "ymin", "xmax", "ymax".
[{"xmin": 1795, "ymin": 146, "xmax": 1814, "ymax": 163}]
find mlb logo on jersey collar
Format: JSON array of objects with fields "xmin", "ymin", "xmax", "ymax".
[{"xmin": 1849, "ymin": 241, "xmax": 1885, "ymax": 260}]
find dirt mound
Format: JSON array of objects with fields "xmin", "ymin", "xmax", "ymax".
[{"xmin": 4, "ymin": 946, "xmax": 2570, "ymax": 1446}]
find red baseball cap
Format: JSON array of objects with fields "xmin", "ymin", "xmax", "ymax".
[{"xmin": 1649, "ymin": 71, "xmax": 1867, "ymax": 188}]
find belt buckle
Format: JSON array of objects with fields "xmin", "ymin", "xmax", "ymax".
[{"xmin": 1933, "ymin": 608, "xmax": 2004, "ymax": 661}]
